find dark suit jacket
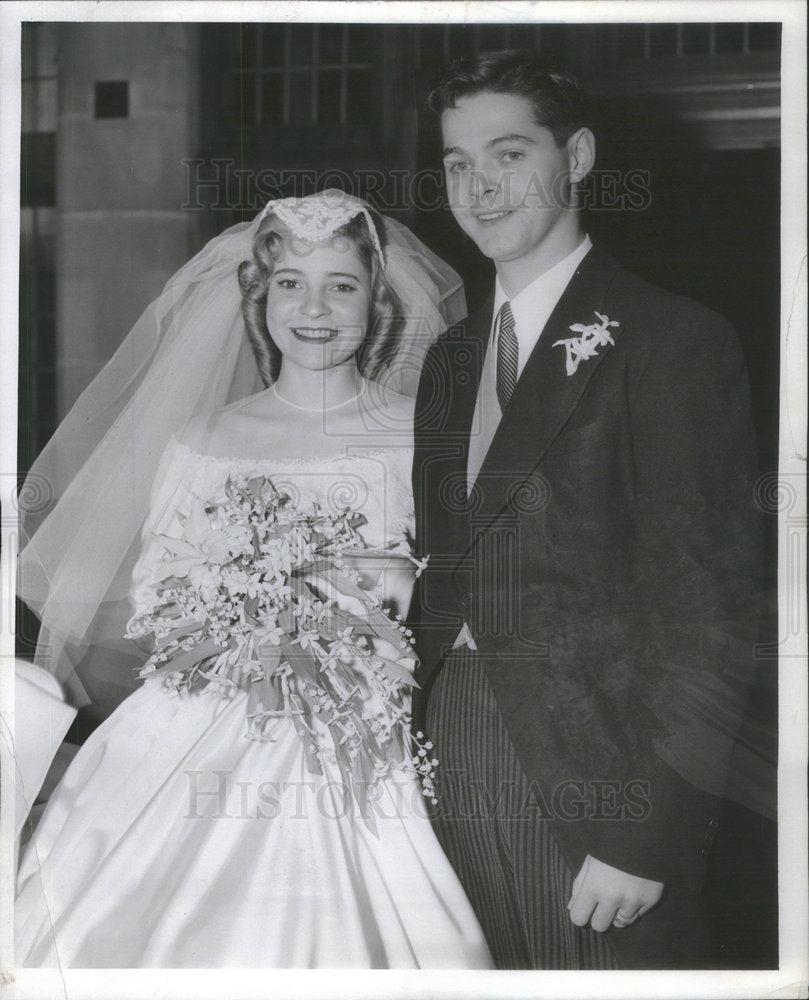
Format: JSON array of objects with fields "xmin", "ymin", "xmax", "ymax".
[{"xmin": 412, "ymin": 246, "xmax": 772, "ymax": 901}]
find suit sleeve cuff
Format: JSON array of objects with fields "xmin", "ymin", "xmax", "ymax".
[{"xmin": 584, "ymin": 757, "xmax": 722, "ymax": 890}]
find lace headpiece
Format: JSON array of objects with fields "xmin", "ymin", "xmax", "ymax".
[{"xmin": 259, "ymin": 189, "xmax": 385, "ymax": 267}]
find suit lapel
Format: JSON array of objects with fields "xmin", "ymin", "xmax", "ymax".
[
  {"xmin": 470, "ymin": 246, "xmax": 621, "ymax": 529},
  {"xmin": 418, "ymin": 295, "xmax": 492, "ymax": 556},
  {"xmin": 453, "ymin": 295, "xmax": 493, "ymax": 448}
]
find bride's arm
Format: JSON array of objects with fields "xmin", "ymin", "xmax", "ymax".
[{"xmin": 128, "ymin": 437, "xmax": 196, "ymax": 624}]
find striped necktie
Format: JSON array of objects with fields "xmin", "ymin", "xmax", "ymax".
[{"xmin": 496, "ymin": 301, "xmax": 518, "ymax": 412}]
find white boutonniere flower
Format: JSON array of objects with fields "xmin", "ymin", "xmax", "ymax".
[{"xmin": 553, "ymin": 312, "xmax": 619, "ymax": 376}]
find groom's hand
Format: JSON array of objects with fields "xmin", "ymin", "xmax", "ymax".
[{"xmin": 568, "ymin": 854, "xmax": 664, "ymax": 932}]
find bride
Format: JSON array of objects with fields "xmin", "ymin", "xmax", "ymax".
[{"xmin": 15, "ymin": 190, "xmax": 493, "ymax": 969}]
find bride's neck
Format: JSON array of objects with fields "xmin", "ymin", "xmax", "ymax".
[{"xmin": 272, "ymin": 362, "xmax": 363, "ymax": 412}]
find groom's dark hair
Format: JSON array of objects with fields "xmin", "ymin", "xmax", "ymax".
[{"xmin": 428, "ymin": 49, "xmax": 589, "ymax": 147}]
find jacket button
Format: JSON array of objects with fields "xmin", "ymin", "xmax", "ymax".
[
  {"xmin": 461, "ymin": 593, "xmax": 473, "ymax": 607},
  {"xmin": 700, "ymin": 848, "xmax": 708, "ymax": 857},
  {"xmin": 708, "ymin": 819, "xmax": 719, "ymax": 829}
]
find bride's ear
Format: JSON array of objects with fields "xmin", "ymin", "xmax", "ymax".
[{"xmin": 567, "ymin": 127, "xmax": 596, "ymax": 185}]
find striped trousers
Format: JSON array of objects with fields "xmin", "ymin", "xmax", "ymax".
[{"xmin": 425, "ymin": 647, "xmax": 619, "ymax": 970}]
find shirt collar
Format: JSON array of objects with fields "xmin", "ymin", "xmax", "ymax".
[{"xmin": 492, "ymin": 235, "xmax": 593, "ymax": 350}]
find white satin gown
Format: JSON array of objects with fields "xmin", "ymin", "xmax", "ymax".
[{"xmin": 15, "ymin": 441, "xmax": 492, "ymax": 969}]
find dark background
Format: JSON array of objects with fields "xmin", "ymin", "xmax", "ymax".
[{"xmin": 21, "ymin": 21, "xmax": 781, "ymax": 470}]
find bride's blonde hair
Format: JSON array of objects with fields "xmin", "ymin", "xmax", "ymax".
[{"xmin": 238, "ymin": 208, "xmax": 405, "ymax": 386}]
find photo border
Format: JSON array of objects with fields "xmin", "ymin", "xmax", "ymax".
[{"xmin": 1, "ymin": 2, "xmax": 805, "ymax": 997}]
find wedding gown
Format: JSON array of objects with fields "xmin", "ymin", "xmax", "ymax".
[{"xmin": 15, "ymin": 439, "xmax": 492, "ymax": 969}]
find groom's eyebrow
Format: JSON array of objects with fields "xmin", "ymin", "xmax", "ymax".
[
  {"xmin": 442, "ymin": 134, "xmax": 535, "ymax": 158},
  {"xmin": 489, "ymin": 133, "xmax": 534, "ymax": 147}
]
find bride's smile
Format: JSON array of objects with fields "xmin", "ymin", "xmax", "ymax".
[{"xmin": 290, "ymin": 326, "xmax": 339, "ymax": 342}]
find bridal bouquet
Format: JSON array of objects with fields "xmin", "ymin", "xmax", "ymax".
[{"xmin": 126, "ymin": 474, "xmax": 436, "ymax": 813}]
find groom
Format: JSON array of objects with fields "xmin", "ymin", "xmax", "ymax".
[{"xmin": 412, "ymin": 50, "xmax": 772, "ymax": 969}]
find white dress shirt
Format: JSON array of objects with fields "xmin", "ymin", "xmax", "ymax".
[
  {"xmin": 457, "ymin": 235, "xmax": 593, "ymax": 650},
  {"xmin": 467, "ymin": 235, "xmax": 593, "ymax": 490}
]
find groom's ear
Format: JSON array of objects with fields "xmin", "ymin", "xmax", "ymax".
[{"xmin": 566, "ymin": 127, "xmax": 596, "ymax": 184}]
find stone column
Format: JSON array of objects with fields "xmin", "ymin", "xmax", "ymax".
[{"xmin": 56, "ymin": 23, "xmax": 200, "ymax": 415}]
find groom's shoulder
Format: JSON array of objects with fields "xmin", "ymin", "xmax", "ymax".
[
  {"xmin": 431, "ymin": 296, "xmax": 493, "ymax": 353},
  {"xmin": 581, "ymin": 249, "xmax": 741, "ymax": 381},
  {"xmin": 602, "ymin": 251, "xmax": 735, "ymax": 347}
]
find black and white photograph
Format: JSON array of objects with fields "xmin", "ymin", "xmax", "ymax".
[{"xmin": 0, "ymin": 2, "xmax": 806, "ymax": 998}]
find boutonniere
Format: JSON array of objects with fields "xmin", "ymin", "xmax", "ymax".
[{"xmin": 553, "ymin": 312, "xmax": 619, "ymax": 376}]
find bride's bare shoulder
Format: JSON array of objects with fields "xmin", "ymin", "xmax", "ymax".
[
  {"xmin": 357, "ymin": 384, "xmax": 415, "ymax": 447},
  {"xmin": 178, "ymin": 391, "xmax": 281, "ymax": 457},
  {"xmin": 363, "ymin": 383, "xmax": 416, "ymax": 419}
]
